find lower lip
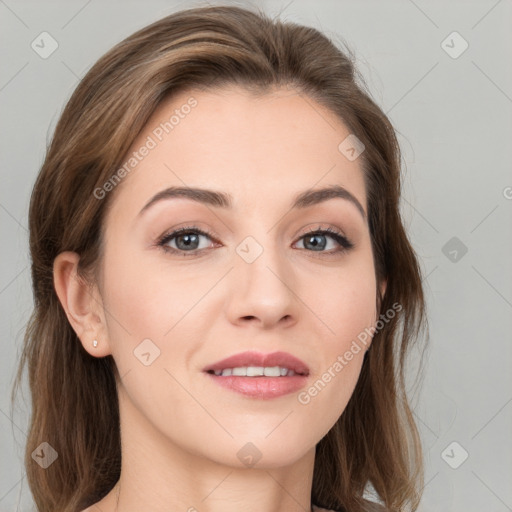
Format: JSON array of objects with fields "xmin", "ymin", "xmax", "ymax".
[{"xmin": 204, "ymin": 372, "xmax": 308, "ymax": 399}]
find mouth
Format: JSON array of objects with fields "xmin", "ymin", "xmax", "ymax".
[
  {"xmin": 202, "ymin": 350, "xmax": 310, "ymax": 399},
  {"xmin": 206, "ymin": 366, "xmax": 305, "ymax": 377}
]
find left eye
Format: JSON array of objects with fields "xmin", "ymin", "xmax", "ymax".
[
  {"xmin": 299, "ymin": 231, "xmax": 340, "ymax": 252},
  {"xmin": 295, "ymin": 230, "xmax": 348, "ymax": 252}
]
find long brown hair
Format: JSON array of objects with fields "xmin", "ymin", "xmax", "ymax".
[{"xmin": 12, "ymin": 5, "xmax": 428, "ymax": 512}]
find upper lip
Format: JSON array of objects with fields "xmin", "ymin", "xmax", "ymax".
[{"xmin": 203, "ymin": 350, "xmax": 310, "ymax": 376}]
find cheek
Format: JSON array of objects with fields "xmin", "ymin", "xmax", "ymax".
[
  {"xmin": 306, "ymin": 253, "xmax": 378, "ymax": 350},
  {"xmin": 293, "ymin": 253, "xmax": 376, "ymax": 431},
  {"xmin": 102, "ymin": 244, "xmax": 199, "ymax": 336},
  {"xmin": 100, "ymin": 246, "xmax": 220, "ymax": 387},
  {"xmin": 99, "ymin": 246, "xmax": 178, "ymax": 366}
]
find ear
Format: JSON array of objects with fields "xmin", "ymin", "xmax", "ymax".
[
  {"xmin": 374, "ymin": 276, "xmax": 388, "ymax": 315},
  {"xmin": 53, "ymin": 251, "xmax": 112, "ymax": 358},
  {"xmin": 379, "ymin": 278, "xmax": 387, "ymax": 302},
  {"xmin": 367, "ymin": 277, "xmax": 389, "ymax": 354}
]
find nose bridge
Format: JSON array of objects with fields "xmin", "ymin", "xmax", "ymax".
[
  {"xmin": 227, "ymin": 226, "xmax": 298, "ymax": 326},
  {"xmin": 237, "ymin": 228, "xmax": 289, "ymax": 290},
  {"xmin": 232, "ymin": 204, "xmax": 283, "ymax": 277}
]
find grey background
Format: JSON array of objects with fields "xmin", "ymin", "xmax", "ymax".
[{"xmin": 1, "ymin": 0, "xmax": 511, "ymax": 510}]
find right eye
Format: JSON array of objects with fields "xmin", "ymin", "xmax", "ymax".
[{"xmin": 156, "ymin": 225, "xmax": 218, "ymax": 256}]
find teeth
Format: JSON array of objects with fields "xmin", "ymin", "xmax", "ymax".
[
  {"xmin": 247, "ymin": 366, "xmax": 265, "ymax": 376},
  {"xmin": 212, "ymin": 366, "xmax": 298, "ymax": 377},
  {"xmin": 263, "ymin": 367, "xmax": 280, "ymax": 377}
]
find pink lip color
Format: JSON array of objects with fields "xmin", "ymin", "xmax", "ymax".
[
  {"xmin": 205, "ymin": 373, "xmax": 308, "ymax": 399},
  {"xmin": 203, "ymin": 350, "xmax": 310, "ymax": 375},
  {"xmin": 203, "ymin": 350, "xmax": 310, "ymax": 399}
]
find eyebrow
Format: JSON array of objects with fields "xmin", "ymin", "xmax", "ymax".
[{"xmin": 138, "ymin": 184, "xmax": 366, "ymax": 220}]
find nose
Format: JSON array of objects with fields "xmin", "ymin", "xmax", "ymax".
[{"xmin": 224, "ymin": 237, "xmax": 299, "ymax": 330}]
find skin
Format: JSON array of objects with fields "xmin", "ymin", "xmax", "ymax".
[{"xmin": 54, "ymin": 84, "xmax": 386, "ymax": 512}]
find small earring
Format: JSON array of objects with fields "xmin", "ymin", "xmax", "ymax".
[{"xmin": 93, "ymin": 339, "xmax": 98, "ymax": 348}]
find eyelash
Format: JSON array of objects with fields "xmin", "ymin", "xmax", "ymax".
[{"xmin": 156, "ymin": 224, "xmax": 354, "ymax": 257}]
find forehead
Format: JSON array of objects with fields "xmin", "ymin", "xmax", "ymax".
[{"xmin": 105, "ymin": 85, "xmax": 367, "ymax": 222}]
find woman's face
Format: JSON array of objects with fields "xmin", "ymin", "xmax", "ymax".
[{"xmin": 95, "ymin": 85, "xmax": 384, "ymax": 468}]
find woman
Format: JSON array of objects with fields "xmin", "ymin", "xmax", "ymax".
[{"xmin": 12, "ymin": 5, "xmax": 428, "ymax": 512}]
